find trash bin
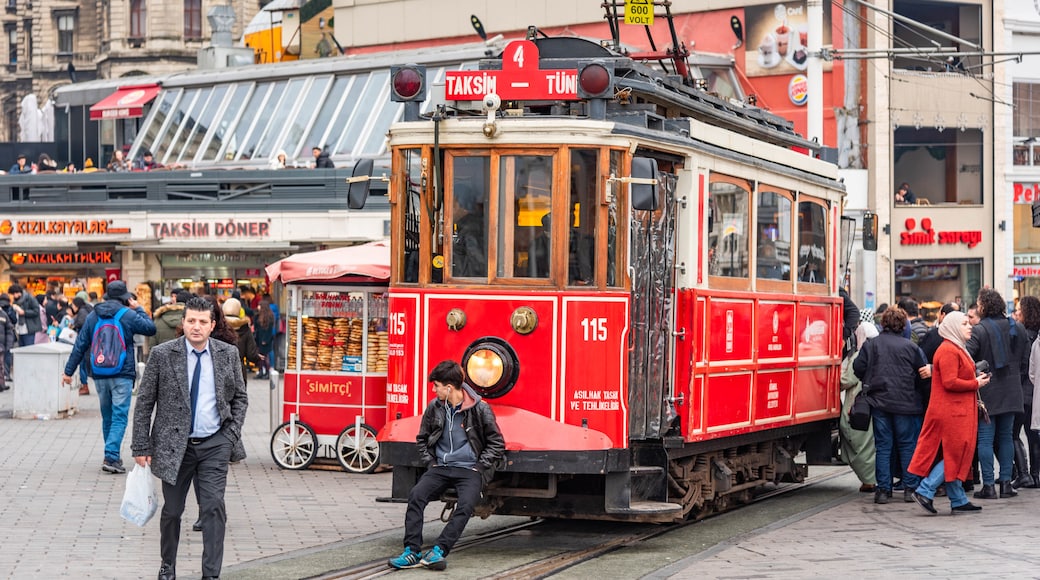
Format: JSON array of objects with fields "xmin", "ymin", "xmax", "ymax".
[{"xmin": 12, "ymin": 342, "xmax": 77, "ymax": 420}]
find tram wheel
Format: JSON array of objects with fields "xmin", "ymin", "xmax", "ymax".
[
  {"xmin": 335, "ymin": 423, "xmax": 380, "ymax": 474},
  {"xmin": 270, "ymin": 420, "xmax": 317, "ymax": 470}
]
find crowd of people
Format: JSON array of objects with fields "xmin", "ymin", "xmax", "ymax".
[
  {"xmin": 840, "ymin": 288, "xmax": 1040, "ymax": 515},
  {"xmin": 3, "ymin": 144, "xmax": 338, "ymax": 175}
]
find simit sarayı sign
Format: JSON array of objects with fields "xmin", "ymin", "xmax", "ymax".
[{"xmin": 900, "ymin": 217, "xmax": 982, "ymax": 249}]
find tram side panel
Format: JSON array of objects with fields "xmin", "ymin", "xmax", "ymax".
[{"xmin": 674, "ymin": 290, "xmax": 841, "ymax": 444}]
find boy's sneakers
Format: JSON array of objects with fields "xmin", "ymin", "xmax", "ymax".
[
  {"xmin": 101, "ymin": 459, "xmax": 126, "ymax": 474},
  {"xmin": 421, "ymin": 545, "xmax": 447, "ymax": 570},
  {"xmin": 388, "ymin": 547, "xmax": 422, "ymax": 569}
]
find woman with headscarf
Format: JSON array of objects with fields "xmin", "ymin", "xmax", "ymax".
[
  {"xmin": 840, "ymin": 321, "xmax": 878, "ymax": 492},
  {"xmin": 908, "ymin": 311, "xmax": 990, "ymax": 514}
]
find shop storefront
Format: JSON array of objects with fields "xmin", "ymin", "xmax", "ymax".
[
  {"xmin": 1, "ymin": 250, "xmax": 117, "ymax": 298},
  {"xmin": 890, "ymin": 205, "xmax": 991, "ymax": 306},
  {"xmin": 1013, "ymin": 180, "xmax": 1040, "ymax": 299}
]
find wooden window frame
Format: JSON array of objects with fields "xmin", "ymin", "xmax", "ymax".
[
  {"xmin": 754, "ymin": 183, "xmax": 795, "ymax": 293},
  {"xmin": 795, "ymin": 195, "xmax": 830, "ymax": 296},
  {"xmin": 707, "ymin": 172, "xmax": 752, "ymax": 292}
]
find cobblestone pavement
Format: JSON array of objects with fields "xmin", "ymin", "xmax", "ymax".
[
  {"xmin": 6, "ymin": 377, "xmax": 1040, "ymax": 580},
  {"xmin": 0, "ymin": 376, "xmax": 404, "ymax": 579}
]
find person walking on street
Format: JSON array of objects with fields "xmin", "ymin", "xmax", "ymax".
[
  {"xmin": 0, "ymin": 298, "xmax": 14, "ymax": 390},
  {"xmin": 222, "ymin": 298, "xmax": 264, "ymax": 381},
  {"xmin": 908, "ymin": 311, "xmax": 989, "ymax": 515},
  {"xmin": 8, "ymin": 284, "xmax": 42, "ymax": 347},
  {"xmin": 840, "ymin": 321, "xmax": 878, "ymax": 492},
  {"xmin": 967, "ymin": 288, "xmax": 1028, "ymax": 499},
  {"xmin": 132, "ymin": 297, "xmax": 248, "ymax": 580},
  {"xmin": 151, "ymin": 289, "xmax": 191, "ymax": 347},
  {"xmin": 388, "ymin": 360, "xmax": 505, "ymax": 571},
  {"xmin": 69, "ymin": 296, "xmax": 94, "ymax": 395},
  {"xmin": 253, "ymin": 302, "xmax": 275, "ymax": 379},
  {"xmin": 61, "ymin": 280, "xmax": 156, "ymax": 474},
  {"xmin": 853, "ymin": 307, "xmax": 932, "ymax": 504}
]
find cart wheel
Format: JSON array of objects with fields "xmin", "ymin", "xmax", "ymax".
[
  {"xmin": 335, "ymin": 423, "xmax": 380, "ymax": 474},
  {"xmin": 270, "ymin": 421, "xmax": 317, "ymax": 470}
]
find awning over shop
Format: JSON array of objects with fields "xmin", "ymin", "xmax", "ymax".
[
  {"xmin": 266, "ymin": 241, "xmax": 390, "ymax": 283},
  {"xmin": 89, "ymin": 84, "xmax": 161, "ymax": 120}
]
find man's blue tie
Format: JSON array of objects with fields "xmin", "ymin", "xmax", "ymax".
[{"xmin": 190, "ymin": 350, "xmax": 204, "ymax": 431}]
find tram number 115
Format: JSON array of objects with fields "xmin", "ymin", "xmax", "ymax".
[{"xmin": 581, "ymin": 317, "xmax": 608, "ymax": 342}]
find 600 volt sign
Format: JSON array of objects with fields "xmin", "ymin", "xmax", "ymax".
[{"xmin": 625, "ymin": 0, "xmax": 654, "ymax": 25}]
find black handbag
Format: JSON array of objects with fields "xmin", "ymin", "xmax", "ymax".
[{"xmin": 849, "ymin": 390, "xmax": 871, "ymax": 431}]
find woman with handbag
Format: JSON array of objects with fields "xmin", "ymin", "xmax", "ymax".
[
  {"xmin": 908, "ymin": 311, "xmax": 990, "ymax": 514},
  {"xmin": 853, "ymin": 307, "xmax": 932, "ymax": 505},
  {"xmin": 840, "ymin": 321, "xmax": 879, "ymax": 492},
  {"xmin": 967, "ymin": 288, "xmax": 1028, "ymax": 499}
]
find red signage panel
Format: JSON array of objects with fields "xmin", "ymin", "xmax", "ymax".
[
  {"xmin": 754, "ymin": 369, "xmax": 793, "ymax": 423},
  {"xmin": 706, "ymin": 299, "xmax": 754, "ymax": 361},
  {"xmin": 561, "ymin": 296, "xmax": 629, "ymax": 446},
  {"xmin": 445, "ymin": 40, "xmax": 578, "ymax": 101},
  {"xmin": 387, "ymin": 293, "xmax": 421, "ymax": 419},
  {"xmin": 756, "ymin": 301, "xmax": 795, "ymax": 359}
]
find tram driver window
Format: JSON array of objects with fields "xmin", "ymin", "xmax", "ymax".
[
  {"xmin": 568, "ymin": 149, "xmax": 598, "ymax": 285},
  {"xmin": 797, "ymin": 200, "xmax": 828, "ymax": 284},
  {"xmin": 708, "ymin": 176, "xmax": 750, "ymax": 279},
  {"xmin": 449, "ymin": 156, "xmax": 490, "ymax": 279},
  {"xmin": 503, "ymin": 155, "xmax": 553, "ymax": 279}
]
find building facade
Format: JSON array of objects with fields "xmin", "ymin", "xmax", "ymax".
[
  {"xmin": 1008, "ymin": 0, "xmax": 1040, "ymax": 301},
  {"xmin": 0, "ymin": 0, "xmax": 259, "ymax": 144}
]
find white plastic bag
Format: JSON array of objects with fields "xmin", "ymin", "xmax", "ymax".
[
  {"xmin": 57, "ymin": 327, "xmax": 78, "ymax": 345},
  {"xmin": 120, "ymin": 464, "xmax": 159, "ymax": 527}
]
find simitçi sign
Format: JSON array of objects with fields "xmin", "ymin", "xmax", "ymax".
[{"xmin": 899, "ymin": 217, "xmax": 982, "ymax": 249}]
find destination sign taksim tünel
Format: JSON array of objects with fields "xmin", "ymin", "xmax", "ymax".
[{"xmin": 445, "ymin": 40, "xmax": 579, "ymax": 101}]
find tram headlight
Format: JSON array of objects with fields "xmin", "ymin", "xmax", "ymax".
[{"xmin": 462, "ymin": 338, "xmax": 520, "ymax": 398}]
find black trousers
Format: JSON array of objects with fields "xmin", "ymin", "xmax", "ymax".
[
  {"xmin": 403, "ymin": 466, "xmax": 482, "ymax": 555},
  {"xmin": 159, "ymin": 432, "xmax": 233, "ymax": 577}
]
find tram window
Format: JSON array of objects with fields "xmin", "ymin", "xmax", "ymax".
[
  {"xmin": 568, "ymin": 149, "xmax": 598, "ymax": 285},
  {"xmin": 503, "ymin": 156, "xmax": 553, "ymax": 279},
  {"xmin": 797, "ymin": 201, "xmax": 828, "ymax": 284},
  {"xmin": 449, "ymin": 156, "xmax": 491, "ymax": 279},
  {"xmin": 756, "ymin": 189, "xmax": 792, "ymax": 281},
  {"xmin": 607, "ymin": 150, "xmax": 622, "ymax": 287},
  {"xmin": 708, "ymin": 176, "xmax": 750, "ymax": 279},
  {"xmin": 401, "ymin": 148, "xmax": 422, "ymax": 284}
]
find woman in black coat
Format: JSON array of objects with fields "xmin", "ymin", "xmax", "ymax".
[
  {"xmin": 854, "ymin": 307, "xmax": 931, "ymax": 504},
  {"xmin": 967, "ymin": 288, "xmax": 1028, "ymax": 499},
  {"xmin": 1013, "ymin": 296, "xmax": 1040, "ymax": 488}
]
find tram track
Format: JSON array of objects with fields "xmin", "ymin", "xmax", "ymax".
[{"xmin": 313, "ymin": 468, "xmax": 850, "ymax": 580}]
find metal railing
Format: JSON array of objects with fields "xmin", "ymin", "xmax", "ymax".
[{"xmin": 0, "ymin": 167, "xmax": 388, "ymax": 213}]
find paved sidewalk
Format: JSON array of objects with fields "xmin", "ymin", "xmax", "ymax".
[
  {"xmin": 662, "ymin": 470, "xmax": 1040, "ymax": 579},
  {"xmin": 0, "ymin": 376, "xmax": 404, "ymax": 579}
]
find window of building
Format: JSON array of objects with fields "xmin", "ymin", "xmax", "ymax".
[
  {"xmin": 1014, "ymin": 83, "xmax": 1040, "ymax": 167},
  {"xmin": 130, "ymin": 0, "xmax": 146, "ymax": 39},
  {"xmin": 56, "ymin": 14, "xmax": 74, "ymax": 54},
  {"xmin": 184, "ymin": 0, "xmax": 202, "ymax": 40},
  {"xmin": 708, "ymin": 174, "xmax": 750, "ymax": 280},
  {"xmin": 5, "ymin": 25, "xmax": 15, "ymax": 65},
  {"xmin": 797, "ymin": 200, "xmax": 828, "ymax": 285},
  {"xmin": 894, "ymin": 127, "xmax": 983, "ymax": 204},
  {"xmin": 892, "ymin": 1, "xmax": 981, "ymax": 72}
]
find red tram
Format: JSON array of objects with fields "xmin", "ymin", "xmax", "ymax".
[{"xmin": 373, "ymin": 32, "xmax": 848, "ymax": 522}]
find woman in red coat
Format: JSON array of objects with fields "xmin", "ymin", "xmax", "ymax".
[{"xmin": 909, "ymin": 311, "xmax": 991, "ymax": 514}]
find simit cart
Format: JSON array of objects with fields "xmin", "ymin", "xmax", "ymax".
[{"xmin": 265, "ymin": 241, "xmax": 390, "ymax": 473}]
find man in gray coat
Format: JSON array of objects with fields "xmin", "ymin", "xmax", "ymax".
[{"xmin": 132, "ymin": 296, "xmax": 248, "ymax": 580}]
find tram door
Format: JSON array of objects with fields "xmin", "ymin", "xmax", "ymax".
[{"xmin": 628, "ymin": 170, "xmax": 677, "ymax": 440}]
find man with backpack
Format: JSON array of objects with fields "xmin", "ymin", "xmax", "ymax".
[{"xmin": 61, "ymin": 280, "xmax": 156, "ymax": 474}]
